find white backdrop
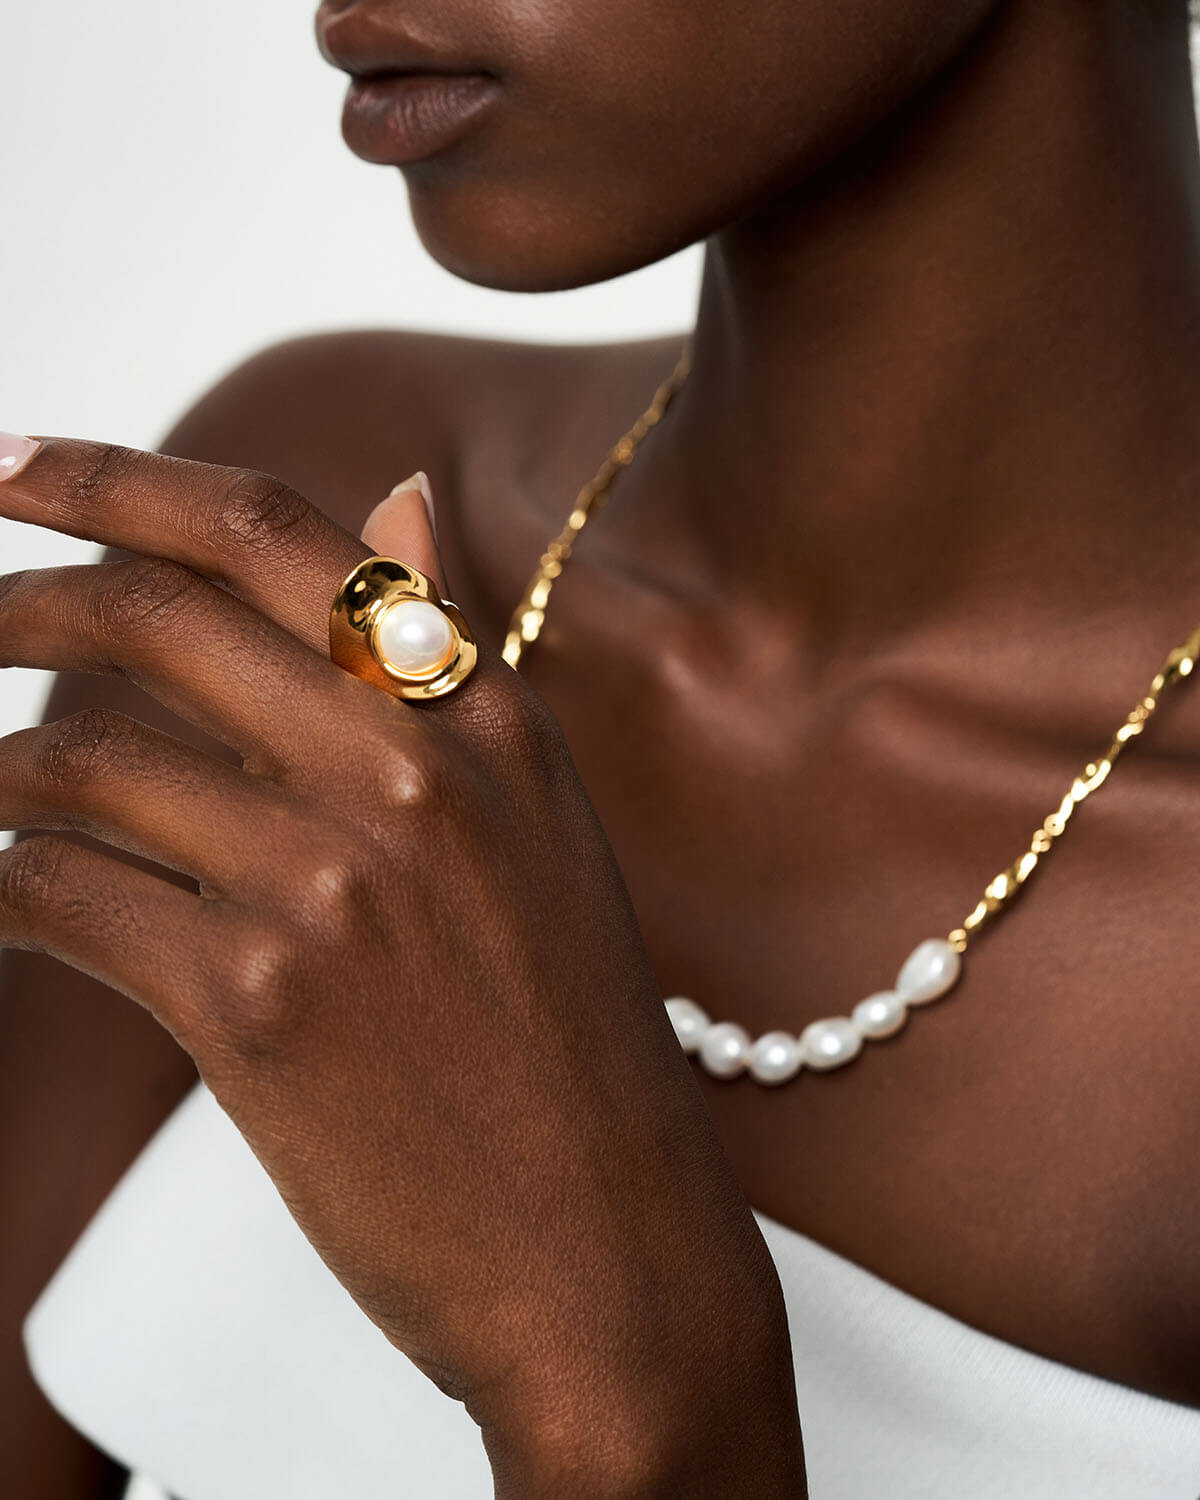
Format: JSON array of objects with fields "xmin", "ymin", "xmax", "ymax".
[{"xmin": 0, "ymin": 0, "xmax": 701, "ymax": 763}]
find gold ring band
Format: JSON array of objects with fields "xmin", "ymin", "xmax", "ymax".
[{"xmin": 329, "ymin": 556, "xmax": 478, "ymax": 701}]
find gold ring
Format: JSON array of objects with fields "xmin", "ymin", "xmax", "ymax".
[{"xmin": 329, "ymin": 556, "xmax": 478, "ymax": 701}]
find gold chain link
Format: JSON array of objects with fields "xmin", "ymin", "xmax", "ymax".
[
  {"xmin": 504, "ymin": 345, "xmax": 1200, "ymax": 957},
  {"xmin": 502, "ymin": 347, "xmax": 692, "ymax": 670},
  {"xmin": 946, "ymin": 620, "xmax": 1200, "ymax": 951}
]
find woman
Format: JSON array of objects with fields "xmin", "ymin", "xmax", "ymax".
[{"xmin": 4, "ymin": 0, "xmax": 1200, "ymax": 1494}]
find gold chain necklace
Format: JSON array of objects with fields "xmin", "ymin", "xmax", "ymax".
[{"xmin": 503, "ymin": 348, "xmax": 1200, "ymax": 1086}]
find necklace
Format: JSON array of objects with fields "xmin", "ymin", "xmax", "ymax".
[{"xmin": 503, "ymin": 348, "xmax": 1200, "ymax": 1086}]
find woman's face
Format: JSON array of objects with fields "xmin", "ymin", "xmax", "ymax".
[{"xmin": 316, "ymin": 0, "xmax": 999, "ymax": 292}]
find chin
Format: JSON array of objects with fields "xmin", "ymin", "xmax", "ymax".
[{"xmin": 402, "ymin": 174, "xmax": 699, "ymax": 295}]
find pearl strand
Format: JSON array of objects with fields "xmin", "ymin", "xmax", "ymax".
[
  {"xmin": 499, "ymin": 345, "xmax": 1200, "ymax": 1091},
  {"xmin": 663, "ymin": 938, "xmax": 961, "ymax": 1085}
]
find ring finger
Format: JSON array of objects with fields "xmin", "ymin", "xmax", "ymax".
[
  {"xmin": 0, "ymin": 709, "xmax": 290, "ymax": 892},
  {"xmin": 0, "ymin": 835, "xmax": 217, "ymax": 1039}
]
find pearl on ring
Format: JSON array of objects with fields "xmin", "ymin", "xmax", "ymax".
[{"xmin": 372, "ymin": 598, "xmax": 457, "ymax": 680}]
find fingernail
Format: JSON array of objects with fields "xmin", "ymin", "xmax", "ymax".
[
  {"xmin": 389, "ymin": 470, "xmax": 438, "ymax": 546},
  {"xmin": 0, "ymin": 434, "xmax": 41, "ymax": 482}
]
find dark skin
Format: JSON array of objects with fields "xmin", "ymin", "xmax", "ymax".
[{"xmin": 5, "ymin": 0, "xmax": 1200, "ymax": 1493}]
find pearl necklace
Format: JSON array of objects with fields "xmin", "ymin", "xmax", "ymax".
[{"xmin": 502, "ymin": 349, "xmax": 1200, "ymax": 1085}]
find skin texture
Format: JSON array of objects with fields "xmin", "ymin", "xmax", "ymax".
[
  {"xmin": 316, "ymin": 0, "xmax": 999, "ymax": 291},
  {"xmin": 5, "ymin": 0, "xmax": 1200, "ymax": 1492}
]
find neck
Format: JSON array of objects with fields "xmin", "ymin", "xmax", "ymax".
[{"xmin": 620, "ymin": 0, "xmax": 1200, "ymax": 668}]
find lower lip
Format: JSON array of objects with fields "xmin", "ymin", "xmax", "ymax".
[{"xmin": 341, "ymin": 73, "xmax": 499, "ymax": 165}]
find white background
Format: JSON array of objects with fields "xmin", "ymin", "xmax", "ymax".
[{"xmin": 0, "ymin": 0, "xmax": 701, "ymax": 765}]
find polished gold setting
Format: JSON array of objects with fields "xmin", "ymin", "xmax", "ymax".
[{"xmin": 330, "ymin": 555, "xmax": 477, "ymax": 701}]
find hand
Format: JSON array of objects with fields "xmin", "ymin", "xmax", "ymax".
[{"xmin": 0, "ymin": 438, "xmax": 805, "ymax": 1496}]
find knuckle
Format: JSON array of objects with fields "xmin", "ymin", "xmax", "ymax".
[
  {"xmin": 0, "ymin": 568, "xmax": 32, "ymax": 615},
  {"xmin": 369, "ymin": 739, "xmax": 453, "ymax": 814},
  {"xmin": 68, "ymin": 443, "xmax": 141, "ymax": 518},
  {"xmin": 104, "ymin": 556, "xmax": 202, "ymax": 636},
  {"xmin": 35, "ymin": 708, "xmax": 131, "ymax": 791},
  {"xmin": 292, "ymin": 841, "xmax": 376, "ymax": 931},
  {"xmin": 212, "ymin": 470, "xmax": 314, "ymax": 553},
  {"xmin": 0, "ymin": 837, "xmax": 71, "ymax": 915},
  {"xmin": 220, "ymin": 932, "xmax": 305, "ymax": 1056}
]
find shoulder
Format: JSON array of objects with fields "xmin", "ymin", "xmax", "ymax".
[
  {"xmin": 159, "ymin": 328, "xmax": 509, "ymax": 519},
  {"xmin": 157, "ymin": 326, "xmax": 687, "ymax": 641}
]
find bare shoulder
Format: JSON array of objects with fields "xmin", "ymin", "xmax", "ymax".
[{"xmin": 159, "ymin": 328, "xmax": 687, "ymax": 643}]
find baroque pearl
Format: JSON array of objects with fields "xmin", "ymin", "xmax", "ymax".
[
  {"xmin": 748, "ymin": 1031, "xmax": 803, "ymax": 1085},
  {"xmin": 852, "ymin": 991, "xmax": 908, "ymax": 1040},
  {"xmin": 664, "ymin": 997, "xmax": 710, "ymax": 1055},
  {"xmin": 698, "ymin": 1021, "xmax": 751, "ymax": 1079},
  {"xmin": 800, "ymin": 1017, "xmax": 862, "ymax": 1071},
  {"xmin": 895, "ymin": 938, "xmax": 961, "ymax": 1005},
  {"xmin": 374, "ymin": 599, "xmax": 456, "ymax": 680}
]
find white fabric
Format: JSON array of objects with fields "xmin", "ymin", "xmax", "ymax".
[
  {"xmin": 24, "ymin": 1085, "xmax": 1200, "ymax": 1499},
  {"xmin": 124, "ymin": 1478, "xmax": 169, "ymax": 1500}
]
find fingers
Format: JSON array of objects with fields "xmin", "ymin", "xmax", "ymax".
[
  {"xmin": 0, "ymin": 559, "xmax": 356, "ymax": 766},
  {"xmin": 0, "ymin": 437, "xmax": 371, "ymax": 652},
  {"xmin": 0, "ymin": 438, "xmax": 522, "ymax": 745},
  {"xmin": 360, "ymin": 471, "xmax": 449, "ymax": 598},
  {"xmin": 0, "ymin": 710, "xmax": 287, "ymax": 890},
  {"xmin": 0, "ymin": 835, "xmax": 214, "ymax": 1040}
]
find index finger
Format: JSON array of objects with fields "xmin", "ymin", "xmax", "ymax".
[{"xmin": 0, "ymin": 434, "xmax": 373, "ymax": 652}]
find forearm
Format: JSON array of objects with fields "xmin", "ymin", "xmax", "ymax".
[
  {"xmin": 0, "ymin": 660, "xmax": 222, "ymax": 1494},
  {"xmin": 0, "ymin": 949, "xmax": 196, "ymax": 1499}
]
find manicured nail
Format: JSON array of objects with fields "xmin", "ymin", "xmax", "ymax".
[
  {"xmin": 0, "ymin": 433, "xmax": 41, "ymax": 481},
  {"xmin": 389, "ymin": 471, "xmax": 438, "ymax": 545}
]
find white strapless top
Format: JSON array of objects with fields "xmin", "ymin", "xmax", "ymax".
[{"xmin": 24, "ymin": 1085, "xmax": 1200, "ymax": 1499}]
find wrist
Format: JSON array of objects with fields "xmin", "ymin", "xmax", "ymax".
[{"xmin": 478, "ymin": 1273, "xmax": 806, "ymax": 1499}]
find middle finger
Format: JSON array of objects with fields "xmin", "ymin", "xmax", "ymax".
[{"xmin": 0, "ymin": 558, "xmax": 362, "ymax": 766}]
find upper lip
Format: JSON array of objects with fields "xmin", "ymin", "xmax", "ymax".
[{"xmin": 315, "ymin": 5, "xmax": 492, "ymax": 79}]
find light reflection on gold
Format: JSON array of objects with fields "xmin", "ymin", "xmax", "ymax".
[
  {"xmin": 947, "ymin": 622, "xmax": 1200, "ymax": 953},
  {"xmin": 330, "ymin": 556, "xmax": 477, "ymax": 702},
  {"xmin": 501, "ymin": 349, "xmax": 692, "ymax": 669}
]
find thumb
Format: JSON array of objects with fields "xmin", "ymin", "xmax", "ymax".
[{"xmin": 360, "ymin": 471, "xmax": 450, "ymax": 599}]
